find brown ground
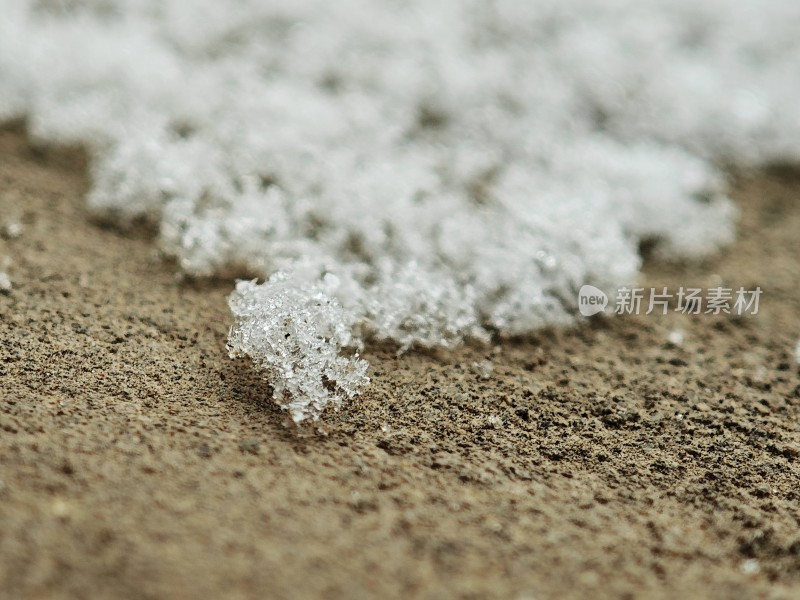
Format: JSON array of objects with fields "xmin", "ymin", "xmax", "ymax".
[{"xmin": 1, "ymin": 122, "xmax": 799, "ymax": 600}]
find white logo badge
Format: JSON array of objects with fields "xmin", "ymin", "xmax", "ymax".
[{"xmin": 578, "ymin": 285, "xmax": 608, "ymax": 317}]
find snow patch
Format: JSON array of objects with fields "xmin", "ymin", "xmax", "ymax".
[{"xmin": 2, "ymin": 0, "xmax": 799, "ymax": 419}]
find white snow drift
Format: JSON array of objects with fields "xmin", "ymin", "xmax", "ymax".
[{"xmin": 2, "ymin": 0, "xmax": 799, "ymax": 421}]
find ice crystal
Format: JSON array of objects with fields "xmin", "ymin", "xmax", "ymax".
[
  {"xmin": 227, "ymin": 273, "xmax": 369, "ymax": 423},
  {"xmin": 472, "ymin": 360, "xmax": 495, "ymax": 381},
  {"xmin": 2, "ymin": 0, "xmax": 799, "ymax": 419},
  {"xmin": 666, "ymin": 330, "xmax": 685, "ymax": 349},
  {"xmin": 2, "ymin": 220, "xmax": 22, "ymax": 240}
]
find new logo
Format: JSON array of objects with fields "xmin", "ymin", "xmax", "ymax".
[{"xmin": 578, "ymin": 285, "xmax": 609, "ymax": 317}]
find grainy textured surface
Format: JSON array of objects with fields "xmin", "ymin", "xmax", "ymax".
[{"xmin": 1, "ymin": 124, "xmax": 799, "ymax": 599}]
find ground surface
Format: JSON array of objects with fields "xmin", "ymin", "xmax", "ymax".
[{"xmin": 1, "ymin": 123, "xmax": 799, "ymax": 599}]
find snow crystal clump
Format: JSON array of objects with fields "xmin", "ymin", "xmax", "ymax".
[
  {"xmin": 227, "ymin": 273, "xmax": 369, "ymax": 423},
  {"xmin": 2, "ymin": 0, "xmax": 800, "ymax": 419}
]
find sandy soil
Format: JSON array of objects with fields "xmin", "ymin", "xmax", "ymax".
[{"xmin": 1, "ymin": 122, "xmax": 799, "ymax": 599}]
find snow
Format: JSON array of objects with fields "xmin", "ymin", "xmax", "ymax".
[
  {"xmin": 666, "ymin": 330, "xmax": 685, "ymax": 349},
  {"xmin": 227, "ymin": 274, "xmax": 369, "ymax": 423},
  {"xmin": 2, "ymin": 0, "xmax": 799, "ymax": 420}
]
